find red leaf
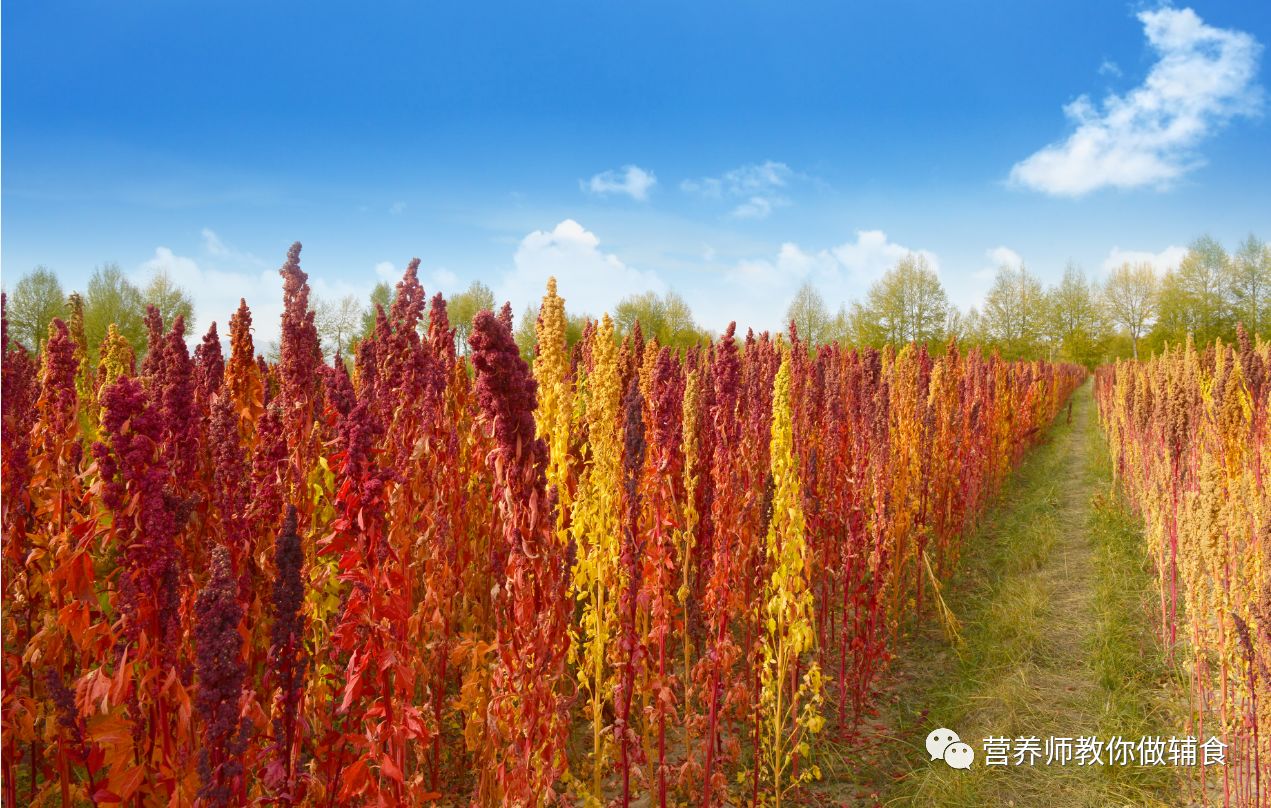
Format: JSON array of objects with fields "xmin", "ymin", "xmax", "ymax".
[
  {"xmin": 110, "ymin": 764, "xmax": 146, "ymax": 801},
  {"xmin": 380, "ymin": 754, "xmax": 404, "ymax": 784},
  {"xmin": 339, "ymin": 757, "xmax": 371, "ymax": 800}
]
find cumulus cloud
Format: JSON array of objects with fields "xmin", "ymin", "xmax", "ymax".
[
  {"xmin": 431, "ymin": 268, "xmax": 461, "ymax": 293},
  {"xmin": 140, "ymin": 223, "xmax": 945, "ymax": 352},
  {"xmin": 140, "ymin": 247, "xmax": 199, "ymax": 279},
  {"xmin": 682, "ymin": 160, "xmax": 796, "ymax": 219},
  {"xmin": 1010, "ymin": 7, "xmax": 1262, "ymax": 196},
  {"xmin": 582, "ymin": 165, "xmax": 657, "ymax": 201},
  {"xmin": 829, "ymin": 229, "xmax": 940, "ymax": 279},
  {"xmin": 372, "ymin": 259, "xmax": 461, "ymax": 296},
  {"xmin": 976, "ymin": 245, "xmax": 1024, "ymax": 279},
  {"xmin": 137, "ymin": 231, "xmax": 428, "ymax": 349},
  {"xmin": 987, "ymin": 245, "xmax": 1024, "ymax": 268},
  {"xmin": 728, "ymin": 243, "xmax": 838, "ymax": 292},
  {"xmin": 497, "ymin": 219, "xmax": 666, "ymax": 318},
  {"xmin": 137, "ymin": 242, "xmax": 285, "ymax": 346},
  {"xmin": 1102, "ymin": 244, "xmax": 1188, "ymax": 274},
  {"xmin": 696, "ymin": 229, "xmax": 938, "ymax": 331}
]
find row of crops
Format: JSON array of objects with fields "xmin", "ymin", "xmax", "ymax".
[
  {"xmin": 1097, "ymin": 333, "xmax": 1271, "ymax": 808},
  {"xmin": 1, "ymin": 244, "xmax": 1084, "ymax": 806}
]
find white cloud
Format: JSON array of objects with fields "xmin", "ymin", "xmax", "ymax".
[
  {"xmin": 136, "ymin": 232, "xmax": 421, "ymax": 350},
  {"xmin": 679, "ymin": 177, "xmax": 723, "ymax": 198},
  {"xmin": 987, "ymin": 246, "xmax": 1023, "ymax": 267},
  {"xmin": 723, "ymin": 161, "xmax": 793, "ymax": 194},
  {"xmin": 134, "ymin": 223, "xmax": 949, "ymax": 354},
  {"xmin": 976, "ymin": 245, "xmax": 1024, "ymax": 279},
  {"xmin": 137, "ymin": 245, "xmax": 284, "ymax": 347},
  {"xmin": 682, "ymin": 160, "xmax": 796, "ymax": 219},
  {"xmin": 200, "ymin": 228, "xmax": 265, "ymax": 266},
  {"xmin": 1098, "ymin": 59, "xmax": 1123, "ymax": 78},
  {"xmin": 582, "ymin": 165, "xmax": 657, "ymax": 201},
  {"xmin": 374, "ymin": 260, "xmax": 462, "ymax": 295},
  {"xmin": 732, "ymin": 196, "xmax": 779, "ymax": 219},
  {"xmin": 726, "ymin": 243, "xmax": 838, "ymax": 293},
  {"xmin": 389, "ymin": 201, "xmax": 407, "ymax": 215},
  {"xmin": 497, "ymin": 219, "xmax": 666, "ymax": 317},
  {"xmin": 429, "ymin": 268, "xmax": 461, "ymax": 293},
  {"xmin": 202, "ymin": 228, "xmax": 228, "ymax": 256},
  {"xmin": 141, "ymin": 247, "xmax": 201, "ymax": 279},
  {"xmin": 694, "ymin": 229, "xmax": 937, "ymax": 331},
  {"xmin": 1102, "ymin": 244, "xmax": 1188, "ymax": 274},
  {"xmin": 829, "ymin": 229, "xmax": 940, "ymax": 278},
  {"xmin": 1010, "ymin": 7, "xmax": 1262, "ymax": 196}
]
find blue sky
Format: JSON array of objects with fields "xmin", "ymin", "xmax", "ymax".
[{"xmin": 4, "ymin": 0, "xmax": 1269, "ymax": 343}]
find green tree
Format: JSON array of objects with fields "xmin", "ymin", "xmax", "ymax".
[
  {"xmin": 564, "ymin": 314, "xmax": 589, "ymax": 350},
  {"xmin": 1102, "ymin": 261, "xmax": 1158, "ymax": 360},
  {"xmin": 316, "ymin": 293, "xmax": 366, "ymax": 359},
  {"xmin": 1228, "ymin": 234, "xmax": 1271, "ymax": 336},
  {"xmin": 515, "ymin": 303, "xmax": 590, "ymax": 360},
  {"xmin": 142, "ymin": 270, "xmax": 196, "ymax": 333},
  {"xmin": 827, "ymin": 304, "xmax": 851, "ymax": 344},
  {"xmin": 1045, "ymin": 264, "xmax": 1105, "ymax": 367},
  {"xmin": 981, "ymin": 263, "xmax": 1045, "ymax": 359},
  {"xmin": 84, "ymin": 263, "xmax": 146, "ymax": 360},
  {"xmin": 948, "ymin": 306, "xmax": 985, "ymax": 349},
  {"xmin": 783, "ymin": 282, "xmax": 832, "ymax": 345},
  {"xmin": 6, "ymin": 266, "xmax": 66, "ymax": 352},
  {"xmin": 447, "ymin": 281, "xmax": 496, "ymax": 355},
  {"xmin": 848, "ymin": 254, "xmax": 949, "ymax": 348},
  {"xmin": 614, "ymin": 289, "xmax": 705, "ymax": 349},
  {"xmin": 514, "ymin": 305, "xmax": 539, "ymax": 360},
  {"xmin": 1152, "ymin": 236, "xmax": 1232, "ymax": 349},
  {"xmin": 358, "ymin": 281, "xmax": 396, "ymax": 342}
]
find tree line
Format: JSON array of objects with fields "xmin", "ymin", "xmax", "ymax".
[
  {"xmin": 6, "ymin": 264, "xmax": 197, "ymax": 360},
  {"xmin": 4, "ymin": 265, "xmax": 718, "ymax": 364},
  {"xmin": 6, "ymin": 232, "xmax": 1267, "ymax": 368},
  {"xmin": 786, "ymin": 233, "xmax": 1269, "ymax": 367}
]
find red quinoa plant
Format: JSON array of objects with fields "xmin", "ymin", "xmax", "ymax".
[{"xmin": 0, "ymin": 257, "xmax": 1084, "ymax": 805}]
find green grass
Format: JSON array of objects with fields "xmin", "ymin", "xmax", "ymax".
[
  {"xmin": 1083, "ymin": 417, "xmax": 1191, "ymax": 804},
  {"xmin": 815, "ymin": 381, "xmax": 1190, "ymax": 807}
]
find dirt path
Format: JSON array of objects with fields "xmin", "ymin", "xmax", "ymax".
[{"xmin": 813, "ymin": 380, "xmax": 1187, "ymax": 807}]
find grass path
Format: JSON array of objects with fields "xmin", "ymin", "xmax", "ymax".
[{"xmin": 814, "ymin": 379, "xmax": 1189, "ymax": 806}]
